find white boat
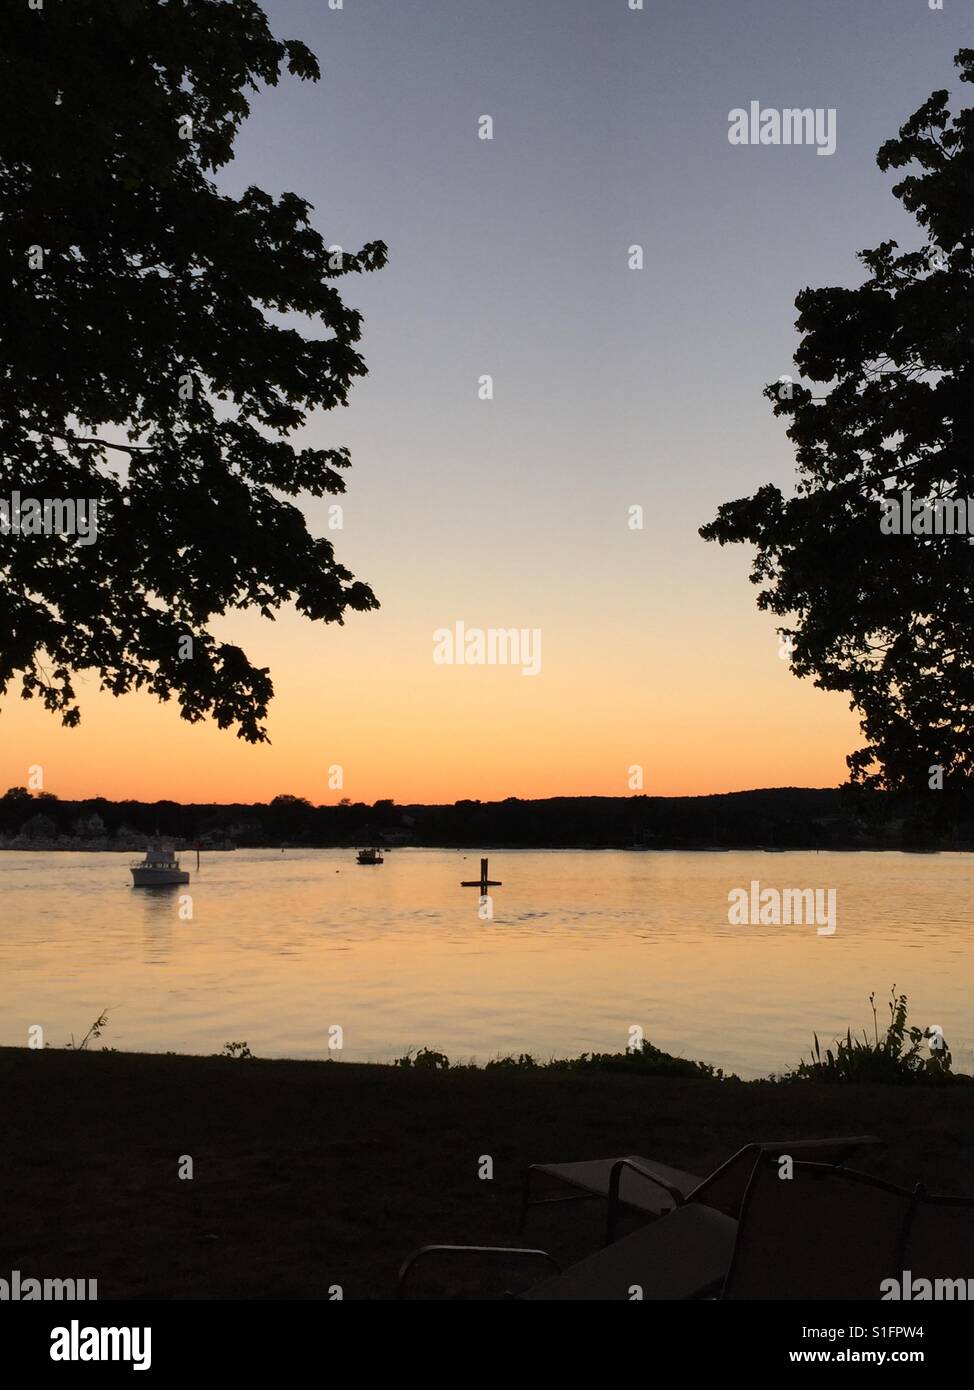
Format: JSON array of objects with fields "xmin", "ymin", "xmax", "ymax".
[
  {"xmin": 356, "ymin": 846, "xmax": 384, "ymax": 865},
  {"xmin": 130, "ymin": 844, "xmax": 190, "ymax": 887}
]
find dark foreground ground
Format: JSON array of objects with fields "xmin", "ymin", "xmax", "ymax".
[{"xmin": 2, "ymin": 1047, "xmax": 972, "ymax": 1299}]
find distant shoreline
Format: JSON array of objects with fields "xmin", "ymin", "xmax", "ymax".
[
  {"xmin": 0, "ymin": 842, "xmax": 964, "ymax": 854},
  {"xmin": 2, "ymin": 786, "xmax": 967, "ymax": 853},
  {"xmin": 0, "ymin": 842, "xmax": 237, "ymax": 854}
]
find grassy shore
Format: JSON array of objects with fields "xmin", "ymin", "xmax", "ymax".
[{"xmin": 2, "ymin": 1046, "xmax": 972, "ymax": 1299}]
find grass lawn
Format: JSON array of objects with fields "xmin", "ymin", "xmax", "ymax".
[{"xmin": 1, "ymin": 1046, "xmax": 972, "ymax": 1299}]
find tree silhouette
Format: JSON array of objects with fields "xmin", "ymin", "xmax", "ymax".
[
  {"xmin": 702, "ymin": 50, "xmax": 974, "ymax": 794},
  {"xmin": 0, "ymin": 0, "xmax": 385, "ymax": 742}
]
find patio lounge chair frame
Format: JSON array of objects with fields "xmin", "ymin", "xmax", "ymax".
[
  {"xmin": 402, "ymin": 1158, "xmax": 974, "ymax": 1300},
  {"xmin": 719, "ymin": 1157, "xmax": 920, "ymax": 1300},
  {"xmin": 520, "ymin": 1134, "xmax": 881, "ymax": 1244},
  {"xmin": 397, "ymin": 1245, "xmax": 560, "ymax": 1300}
]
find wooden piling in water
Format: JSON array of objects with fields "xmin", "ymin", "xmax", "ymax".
[{"xmin": 460, "ymin": 856, "xmax": 502, "ymax": 892}]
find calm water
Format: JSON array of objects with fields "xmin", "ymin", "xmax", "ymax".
[{"xmin": 0, "ymin": 848, "xmax": 971, "ymax": 1078}]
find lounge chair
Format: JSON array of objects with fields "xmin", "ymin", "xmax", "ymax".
[
  {"xmin": 399, "ymin": 1201, "xmax": 739, "ymax": 1300},
  {"xmin": 521, "ymin": 1134, "xmax": 880, "ymax": 1241},
  {"xmin": 401, "ymin": 1155, "xmax": 973, "ymax": 1300},
  {"xmin": 720, "ymin": 1156, "xmax": 919, "ymax": 1298},
  {"xmin": 896, "ymin": 1185, "xmax": 974, "ymax": 1297}
]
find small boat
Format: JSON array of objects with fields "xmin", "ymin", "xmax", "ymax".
[
  {"xmin": 131, "ymin": 844, "xmax": 190, "ymax": 887},
  {"xmin": 356, "ymin": 846, "xmax": 384, "ymax": 865}
]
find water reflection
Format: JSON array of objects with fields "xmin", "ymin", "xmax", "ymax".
[
  {"xmin": 0, "ymin": 848, "xmax": 971, "ymax": 1077},
  {"xmin": 136, "ymin": 884, "xmax": 181, "ymax": 965}
]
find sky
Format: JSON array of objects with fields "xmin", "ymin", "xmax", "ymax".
[{"xmin": 2, "ymin": 0, "xmax": 968, "ymax": 804}]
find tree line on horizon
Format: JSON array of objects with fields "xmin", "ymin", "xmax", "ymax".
[{"xmin": 1, "ymin": 784, "xmax": 969, "ymax": 851}]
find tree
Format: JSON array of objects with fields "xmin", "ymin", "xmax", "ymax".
[
  {"xmin": 266, "ymin": 792, "xmax": 312, "ymax": 839},
  {"xmin": 0, "ymin": 0, "xmax": 385, "ymax": 742},
  {"xmin": 701, "ymin": 49, "xmax": 974, "ymax": 795},
  {"xmin": 21, "ymin": 812, "xmax": 58, "ymax": 841}
]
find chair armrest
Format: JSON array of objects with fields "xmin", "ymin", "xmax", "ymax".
[
  {"xmin": 606, "ymin": 1157, "xmax": 685, "ymax": 1242},
  {"xmin": 758, "ymin": 1135, "xmax": 883, "ymax": 1164},
  {"xmin": 398, "ymin": 1244, "xmax": 561, "ymax": 1299}
]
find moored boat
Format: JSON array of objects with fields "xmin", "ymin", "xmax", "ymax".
[
  {"xmin": 356, "ymin": 846, "xmax": 384, "ymax": 865},
  {"xmin": 131, "ymin": 844, "xmax": 190, "ymax": 886}
]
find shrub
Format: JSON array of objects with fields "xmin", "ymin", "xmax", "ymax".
[
  {"xmin": 547, "ymin": 1039, "xmax": 725, "ymax": 1080},
  {"xmin": 394, "ymin": 1047, "xmax": 450, "ymax": 1071},
  {"xmin": 782, "ymin": 990, "xmax": 953, "ymax": 1084}
]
